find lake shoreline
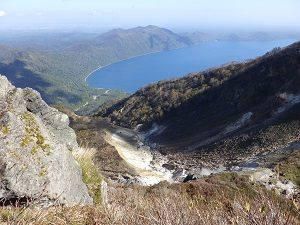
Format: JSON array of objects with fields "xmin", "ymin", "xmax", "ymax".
[
  {"xmin": 85, "ymin": 39, "xmax": 296, "ymax": 92},
  {"xmin": 84, "ymin": 42, "xmax": 207, "ymax": 87}
]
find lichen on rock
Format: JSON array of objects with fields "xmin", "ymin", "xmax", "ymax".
[{"xmin": 0, "ymin": 75, "xmax": 92, "ymax": 206}]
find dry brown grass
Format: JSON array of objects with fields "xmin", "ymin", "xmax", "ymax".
[
  {"xmin": 98, "ymin": 180, "xmax": 299, "ymax": 225},
  {"xmin": 1, "ymin": 142, "xmax": 299, "ymax": 224},
  {"xmin": 1, "ymin": 174, "xmax": 299, "ymax": 225}
]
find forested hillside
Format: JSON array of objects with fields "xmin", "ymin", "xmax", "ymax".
[
  {"xmin": 97, "ymin": 62, "xmax": 247, "ymax": 128},
  {"xmin": 97, "ymin": 42, "xmax": 299, "ymax": 127},
  {"xmin": 0, "ymin": 26, "xmax": 205, "ymax": 112},
  {"xmin": 97, "ymin": 41, "xmax": 300, "ymax": 152},
  {"xmin": 1, "ymin": 26, "xmax": 291, "ymax": 113}
]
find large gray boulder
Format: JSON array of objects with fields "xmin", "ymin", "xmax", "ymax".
[
  {"xmin": 23, "ymin": 88, "xmax": 78, "ymax": 150},
  {"xmin": 0, "ymin": 75, "xmax": 92, "ymax": 206}
]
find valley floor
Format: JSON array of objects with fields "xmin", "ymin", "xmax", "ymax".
[{"xmin": 102, "ymin": 125, "xmax": 299, "ymax": 201}]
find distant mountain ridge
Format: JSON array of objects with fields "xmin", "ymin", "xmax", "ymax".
[
  {"xmin": 63, "ymin": 25, "xmax": 194, "ymax": 63},
  {"xmin": 0, "ymin": 26, "xmax": 298, "ymax": 113},
  {"xmin": 89, "ymin": 25, "xmax": 192, "ymax": 47},
  {"xmin": 0, "ymin": 26, "xmax": 206, "ymax": 112}
]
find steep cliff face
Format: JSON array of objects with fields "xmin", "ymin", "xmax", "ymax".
[{"xmin": 0, "ymin": 75, "xmax": 92, "ymax": 206}]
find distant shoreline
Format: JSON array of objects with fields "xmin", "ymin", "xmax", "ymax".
[
  {"xmin": 85, "ymin": 50, "xmax": 162, "ymax": 85},
  {"xmin": 84, "ymin": 44, "xmax": 203, "ymax": 87},
  {"xmin": 84, "ymin": 39, "xmax": 295, "ymax": 91}
]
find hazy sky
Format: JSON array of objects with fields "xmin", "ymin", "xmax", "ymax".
[{"xmin": 0, "ymin": 0, "xmax": 299, "ymax": 32}]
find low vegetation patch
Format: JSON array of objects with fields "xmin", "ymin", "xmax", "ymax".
[
  {"xmin": 1, "ymin": 172, "xmax": 299, "ymax": 224},
  {"xmin": 72, "ymin": 146, "xmax": 103, "ymax": 204}
]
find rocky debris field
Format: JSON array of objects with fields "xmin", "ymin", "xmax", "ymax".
[{"xmin": 96, "ymin": 124, "xmax": 300, "ymax": 201}]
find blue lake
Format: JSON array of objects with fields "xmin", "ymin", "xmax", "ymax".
[{"xmin": 86, "ymin": 40, "xmax": 296, "ymax": 93}]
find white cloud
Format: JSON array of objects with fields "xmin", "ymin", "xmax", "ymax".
[
  {"xmin": 90, "ymin": 10, "xmax": 97, "ymax": 16},
  {"xmin": 0, "ymin": 11, "xmax": 7, "ymax": 17},
  {"xmin": 36, "ymin": 12, "xmax": 43, "ymax": 16}
]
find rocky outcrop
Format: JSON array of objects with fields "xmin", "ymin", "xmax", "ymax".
[
  {"xmin": 0, "ymin": 75, "xmax": 92, "ymax": 206},
  {"xmin": 23, "ymin": 88, "xmax": 78, "ymax": 150}
]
